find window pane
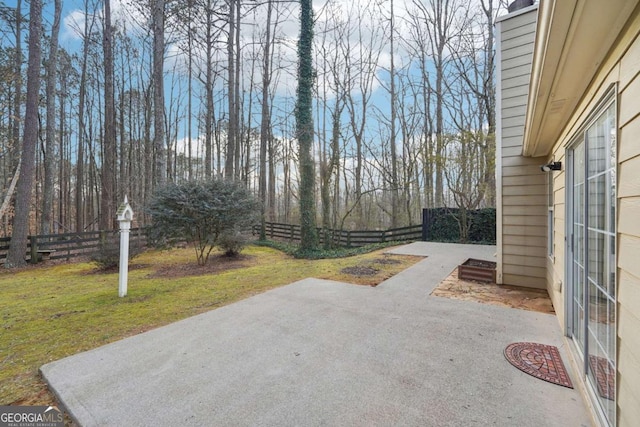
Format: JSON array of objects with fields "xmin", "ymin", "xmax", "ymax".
[
  {"xmin": 588, "ymin": 115, "xmax": 608, "ymax": 176},
  {"xmin": 588, "ymin": 230, "xmax": 605, "ymax": 287},
  {"xmin": 608, "ymin": 235, "xmax": 616, "ymax": 298},
  {"xmin": 588, "ymin": 174, "xmax": 606, "ymax": 230},
  {"xmin": 583, "ymin": 102, "xmax": 616, "ymax": 427}
]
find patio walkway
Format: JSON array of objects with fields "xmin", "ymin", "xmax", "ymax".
[{"xmin": 41, "ymin": 242, "xmax": 592, "ymax": 426}]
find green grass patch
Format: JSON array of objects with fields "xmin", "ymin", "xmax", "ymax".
[{"xmin": 0, "ymin": 244, "xmax": 421, "ymax": 406}]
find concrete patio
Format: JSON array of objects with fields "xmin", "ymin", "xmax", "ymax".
[{"xmin": 41, "ymin": 242, "xmax": 591, "ymax": 426}]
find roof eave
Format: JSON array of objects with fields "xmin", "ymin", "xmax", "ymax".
[{"xmin": 522, "ymin": 0, "xmax": 637, "ymax": 157}]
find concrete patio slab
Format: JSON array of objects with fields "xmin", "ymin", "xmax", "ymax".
[{"xmin": 41, "ymin": 242, "xmax": 591, "ymax": 426}]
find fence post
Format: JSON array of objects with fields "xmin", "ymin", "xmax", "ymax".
[
  {"xmin": 347, "ymin": 230, "xmax": 351, "ymax": 247},
  {"xmin": 422, "ymin": 208, "xmax": 430, "ymax": 241},
  {"xmin": 29, "ymin": 235, "xmax": 38, "ymax": 264},
  {"xmin": 381, "ymin": 230, "xmax": 386, "ymax": 243}
]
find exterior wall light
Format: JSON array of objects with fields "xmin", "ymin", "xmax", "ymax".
[{"xmin": 540, "ymin": 161, "xmax": 562, "ymax": 172}]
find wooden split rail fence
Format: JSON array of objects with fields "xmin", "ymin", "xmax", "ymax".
[
  {"xmin": 0, "ymin": 208, "xmax": 495, "ymax": 264},
  {"xmin": 253, "ymin": 222, "xmax": 424, "ymax": 247},
  {"xmin": 0, "ymin": 228, "xmax": 146, "ymax": 264}
]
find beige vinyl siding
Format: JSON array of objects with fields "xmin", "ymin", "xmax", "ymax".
[
  {"xmin": 614, "ymin": 24, "xmax": 640, "ymax": 426},
  {"xmin": 542, "ymin": 11, "xmax": 640, "ymax": 425},
  {"xmin": 618, "ymin": 58, "xmax": 640, "ymax": 423},
  {"xmin": 617, "ymin": 272, "xmax": 640, "ymax": 427},
  {"xmin": 545, "ymin": 152, "xmax": 566, "ymax": 326},
  {"xmin": 497, "ymin": 6, "xmax": 546, "ymax": 289}
]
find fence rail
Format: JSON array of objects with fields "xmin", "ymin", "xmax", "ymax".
[
  {"xmin": 253, "ymin": 222, "xmax": 423, "ymax": 247},
  {"xmin": 0, "ymin": 228, "xmax": 147, "ymax": 264},
  {"xmin": 0, "ymin": 207, "xmax": 495, "ymax": 264}
]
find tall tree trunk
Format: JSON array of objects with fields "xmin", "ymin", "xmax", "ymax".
[
  {"xmin": 41, "ymin": 0, "xmax": 62, "ymax": 236},
  {"xmin": 119, "ymin": 67, "xmax": 127, "ymax": 199},
  {"xmin": 75, "ymin": 0, "xmax": 94, "ymax": 233},
  {"xmin": 233, "ymin": 0, "xmax": 242, "ymax": 179},
  {"xmin": 268, "ymin": 137, "xmax": 276, "ymax": 221},
  {"xmin": 153, "ymin": 0, "xmax": 166, "ymax": 186},
  {"xmin": 388, "ymin": 0, "xmax": 399, "ymax": 227},
  {"xmin": 6, "ymin": 0, "xmax": 43, "ymax": 268},
  {"xmin": 59, "ymin": 78, "xmax": 68, "ymax": 232},
  {"xmin": 433, "ymin": 0, "xmax": 454, "ymax": 208},
  {"xmin": 225, "ymin": 0, "xmax": 236, "ymax": 179},
  {"xmin": 204, "ymin": 5, "xmax": 213, "ymax": 178},
  {"xmin": 144, "ymin": 84, "xmax": 153, "ymax": 211},
  {"xmin": 11, "ymin": 0, "xmax": 22, "ymax": 169},
  {"xmin": 296, "ymin": 0, "xmax": 318, "ymax": 250},
  {"xmin": 320, "ymin": 97, "xmax": 342, "ymax": 246},
  {"xmin": 187, "ymin": 0, "xmax": 194, "ymax": 180},
  {"xmin": 100, "ymin": 0, "xmax": 116, "ymax": 230},
  {"xmin": 482, "ymin": 0, "xmax": 496, "ymax": 207},
  {"xmin": 259, "ymin": 0, "xmax": 273, "ymax": 239}
]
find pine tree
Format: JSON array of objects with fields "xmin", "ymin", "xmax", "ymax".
[{"xmin": 6, "ymin": 0, "xmax": 43, "ymax": 267}]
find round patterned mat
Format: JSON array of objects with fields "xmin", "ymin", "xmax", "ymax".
[{"xmin": 504, "ymin": 342, "xmax": 573, "ymax": 388}]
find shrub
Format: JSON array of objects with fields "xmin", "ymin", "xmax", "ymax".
[
  {"xmin": 146, "ymin": 179, "xmax": 260, "ymax": 265},
  {"xmin": 423, "ymin": 207, "xmax": 496, "ymax": 244},
  {"xmin": 217, "ymin": 229, "xmax": 248, "ymax": 257}
]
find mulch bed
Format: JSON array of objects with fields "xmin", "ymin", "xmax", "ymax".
[
  {"xmin": 432, "ymin": 268, "xmax": 554, "ymax": 313},
  {"xmin": 372, "ymin": 257, "xmax": 402, "ymax": 265},
  {"xmin": 148, "ymin": 254, "xmax": 254, "ymax": 279},
  {"xmin": 341, "ymin": 266, "xmax": 380, "ymax": 276}
]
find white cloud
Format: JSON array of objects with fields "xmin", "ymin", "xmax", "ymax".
[{"xmin": 61, "ymin": 0, "xmax": 147, "ymax": 45}]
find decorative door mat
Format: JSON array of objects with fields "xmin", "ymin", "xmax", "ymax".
[
  {"xmin": 504, "ymin": 342, "xmax": 573, "ymax": 388},
  {"xmin": 589, "ymin": 355, "xmax": 615, "ymax": 400}
]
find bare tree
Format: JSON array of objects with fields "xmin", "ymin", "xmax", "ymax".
[
  {"xmin": 387, "ymin": 0, "xmax": 399, "ymax": 226},
  {"xmin": 340, "ymin": 0, "xmax": 384, "ymax": 228},
  {"xmin": 450, "ymin": 0, "xmax": 503, "ymax": 207},
  {"xmin": 11, "ymin": 0, "xmax": 22, "ymax": 169},
  {"xmin": 74, "ymin": 0, "xmax": 98, "ymax": 233},
  {"xmin": 412, "ymin": 0, "xmax": 465, "ymax": 207},
  {"xmin": 153, "ymin": 0, "xmax": 167, "ymax": 186},
  {"xmin": 0, "ymin": 0, "xmax": 23, "ymax": 228},
  {"xmin": 258, "ymin": 0, "xmax": 274, "ymax": 239},
  {"xmin": 100, "ymin": 0, "xmax": 116, "ymax": 230},
  {"xmin": 405, "ymin": 5, "xmax": 435, "ymax": 208},
  {"xmin": 6, "ymin": 0, "xmax": 42, "ymax": 267},
  {"xmin": 224, "ymin": 0, "xmax": 236, "ymax": 179},
  {"xmin": 315, "ymin": 1, "xmax": 347, "ymax": 243},
  {"xmin": 41, "ymin": 0, "xmax": 62, "ymax": 236}
]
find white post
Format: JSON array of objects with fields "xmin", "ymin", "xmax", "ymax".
[{"xmin": 116, "ymin": 196, "xmax": 134, "ymax": 297}]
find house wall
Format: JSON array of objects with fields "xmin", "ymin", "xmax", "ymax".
[
  {"xmin": 496, "ymin": 5, "xmax": 548, "ymax": 289},
  {"xmin": 545, "ymin": 6, "xmax": 640, "ymax": 426}
]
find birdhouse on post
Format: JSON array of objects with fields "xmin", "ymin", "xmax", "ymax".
[{"xmin": 116, "ymin": 196, "xmax": 134, "ymax": 297}]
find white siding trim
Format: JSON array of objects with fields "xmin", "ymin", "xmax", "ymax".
[{"xmin": 496, "ymin": 19, "xmax": 504, "ymax": 284}]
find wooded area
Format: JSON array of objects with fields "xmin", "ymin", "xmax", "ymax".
[{"xmin": 0, "ymin": 0, "xmax": 503, "ymax": 264}]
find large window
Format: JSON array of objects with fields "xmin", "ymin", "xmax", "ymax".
[{"xmin": 567, "ymin": 93, "xmax": 616, "ymax": 426}]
